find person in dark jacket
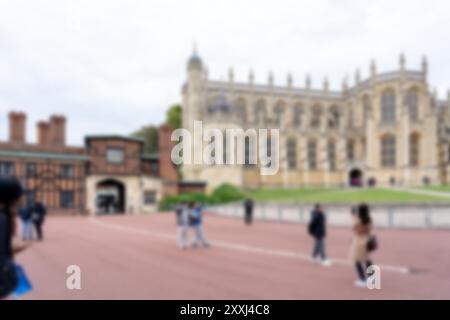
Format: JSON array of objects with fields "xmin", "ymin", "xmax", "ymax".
[
  {"xmin": 18, "ymin": 205, "xmax": 33, "ymax": 241},
  {"xmin": 0, "ymin": 177, "xmax": 30, "ymax": 299},
  {"xmin": 243, "ymin": 198, "xmax": 254, "ymax": 225},
  {"xmin": 308, "ymin": 204, "xmax": 331, "ymax": 266},
  {"xmin": 350, "ymin": 203, "xmax": 374, "ymax": 288},
  {"xmin": 31, "ymin": 201, "xmax": 47, "ymax": 241},
  {"xmin": 189, "ymin": 202, "xmax": 210, "ymax": 248}
]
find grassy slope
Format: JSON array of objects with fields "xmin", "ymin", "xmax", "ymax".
[
  {"xmin": 247, "ymin": 188, "xmax": 450, "ymax": 204},
  {"xmin": 420, "ymin": 185, "xmax": 450, "ymax": 193}
]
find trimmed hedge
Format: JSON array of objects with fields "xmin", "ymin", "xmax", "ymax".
[
  {"xmin": 211, "ymin": 183, "xmax": 245, "ymax": 203},
  {"xmin": 158, "ymin": 183, "xmax": 245, "ymax": 211}
]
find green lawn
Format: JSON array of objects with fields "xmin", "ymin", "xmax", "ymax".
[
  {"xmin": 419, "ymin": 185, "xmax": 450, "ymax": 193},
  {"xmin": 247, "ymin": 188, "xmax": 450, "ymax": 204}
]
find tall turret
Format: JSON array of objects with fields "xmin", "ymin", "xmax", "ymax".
[
  {"xmin": 399, "ymin": 53, "xmax": 406, "ymax": 72},
  {"xmin": 182, "ymin": 46, "xmax": 207, "ymax": 181},
  {"xmin": 370, "ymin": 59, "xmax": 377, "ymax": 78},
  {"xmin": 187, "ymin": 45, "xmax": 204, "ymax": 83},
  {"xmin": 422, "ymin": 55, "xmax": 428, "ymax": 80},
  {"xmin": 305, "ymin": 74, "xmax": 311, "ymax": 91},
  {"xmin": 184, "ymin": 46, "xmax": 205, "ymax": 132},
  {"xmin": 355, "ymin": 69, "xmax": 361, "ymax": 85},
  {"xmin": 287, "ymin": 73, "xmax": 293, "ymax": 89}
]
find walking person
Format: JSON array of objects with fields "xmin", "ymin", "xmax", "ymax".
[
  {"xmin": 18, "ymin": 205, "xmax": 33, "ymax": 241},
  {"xmin": 0, "ymin": 178, "xmax": 30, "ymax": 300},
  {"xmin": 308, "ymin": 204, "xmax": 331, "ymax": 266},
  {"xmin": 350, "ymin": 203, "xmax": 376, "ymax": 288},
  {"xmin": 31, "ymin": 201, "xmax": 47, "ymax": 241},
  {"xmin": 244, "ymin": 198, "xmax": 254, "ymax": 225},
  {"xmin": 189, "ymin": 202, "xmax": 210, "ymax": 248},
  {"xmin": 175, "ymin": 202, "xmax": 189, "ymax": 249}
]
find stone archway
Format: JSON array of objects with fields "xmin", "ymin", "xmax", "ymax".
[
  {"xmin": 96, "ymin": 179, "xmax": 126, "ymax": 214},
  {"xmin": 349, "ymin": 168, "xmax": 363, "ymax": 187}
]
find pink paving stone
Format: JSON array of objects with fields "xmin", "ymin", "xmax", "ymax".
[{"xmin": 14, "ymin": 213, "xmax": 450, "ymax": 300}]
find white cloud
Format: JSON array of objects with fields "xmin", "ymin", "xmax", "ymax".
[{"xmin": 0, "ymin": 0, "xmax": 449, "ymax": 145}]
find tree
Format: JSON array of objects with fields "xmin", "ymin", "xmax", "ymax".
[
  {"xmin": 130, "ymin": 103, "xmax": 182, "ymax": 154},
  {"xmin": 166, "ymin": 104, "xmax": 182, "ymax": 130},
  {"xmin": 132, "ymin": 125, "xmax": 159, "ymax": 154}
]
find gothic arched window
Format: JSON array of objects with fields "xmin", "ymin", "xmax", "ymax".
[
  {"xmin": 409, "ymin": 133, "xmax": 420, "ymax": 167},
  {"xmin": 328, "ymin": 140, "xmax": 336, "ymax": 171},
  {"xmin": 293, "ymin": 104, "xmax": 303, "ymax": 127},
  {"xmin": 255, "ymin": 99, "xmax": 267, "ymax": 125},
  {"xmin": 347, "ymin": 140, "xmax": 355, "ymax": 162},
  {"xmin": 348, "ymin": 103, "xmax": 356, "ymax": 127},
  {"xmin": 287, "ymin": 138, "xmax": 297, "ymax": 170},
  {"xmin": 406, "ymin": 88, "xmax": 419, "ymax": 122},
  {"xmin": 274, "ymin": 101, "xmax": 285, "ymax": 127},
  {"xmin": 363, "ymin": 95, "xmax": 371, "ymax": 124},
  {"xmin": 310, "ymin": 105, "xmax": 322, "ymax": 129},
  {"xmin": 244, "ymin": 136, "xmax": 256, "ymax": 168},
  {"xmin": 235, "ymin": 98, "xmax": 247, "ymax": 123},
  {"xmin": 381, "ymin": 135, "xmax": 396, "ymax": 167},
  {"xmin": 307, "ymin": 140, "xmax": 317, "ymax": 170},
  {"xmin": 381, "ymin": 89, "xmax": 396, "ymax": 124},
  {"xmin": 328, "ymin": 106, "xmax": 340, "ymax": 129}
]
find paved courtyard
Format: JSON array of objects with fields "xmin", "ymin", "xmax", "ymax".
[{"xmin": 15, "ymin": 213, "xmax": 450, "ymax": 300}]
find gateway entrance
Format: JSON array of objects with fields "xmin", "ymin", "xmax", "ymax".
[
  {"xmin": 96, "ymin": 179, "xmax": 125, "ymax": 214},
  {"xmin": 349, "ymin": 169, "xmax": 363, "ymax": 187}
]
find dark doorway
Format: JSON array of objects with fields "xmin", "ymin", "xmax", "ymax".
[
  {"xmin": 349, "ymin": 169, "xmax": 363, "ymax": 187},
  {"xmin": 96, "ymin": 179, "xmax": 125, "ymax": 214}
]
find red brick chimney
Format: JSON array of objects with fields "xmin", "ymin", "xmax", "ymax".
[
  {"xmin": 49, "ymin": 115, "xmax": 66, "ymax": 147},
  {"xmin": 37, "ymin": 121, "xmax": 51, "ymax": 146},
  {"xmin": 8, "ymin": 112, "xmax": 26, "ymax": 144},
  {"xmin": 158, "ymin": 124, "xmax": 179, "ymax": 182}
]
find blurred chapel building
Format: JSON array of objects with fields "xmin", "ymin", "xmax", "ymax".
[{"xmin": 182, "ymin": 50, "xmax": 450, "ymax": 191}]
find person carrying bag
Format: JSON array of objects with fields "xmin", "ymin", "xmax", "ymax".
[
  {"xmin": 0, "ymin": 178, "xmax": 30, "ymax": 299},
  {"xmin": 0, "ymin": 212, "xmax": 18, "ymax": 298}
]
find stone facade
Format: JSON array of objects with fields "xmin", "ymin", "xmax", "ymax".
[{"xmin": 182, "ymin": 51, "xmax": 450, "ymax": 191}]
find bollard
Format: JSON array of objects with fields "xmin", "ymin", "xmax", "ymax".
[
  {"xmin": 425, "ymin": 207, "xmax": 432, "ymax": 228},
  {"xmin": 388, "ymin": 207, "xmax": 394, "ymax": 228},
  {"xmin": 299, "ymin": 206, "xmax": 305, "ymax": 224}
]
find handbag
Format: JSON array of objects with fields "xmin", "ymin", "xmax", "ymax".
[
  {"xmin": 0, "ymin": 259, "xmax": 19, "ymax": 299},
  {"xmin": 367, "ymin": 235, "xmax": 378, "ymax": 252},
  {"xmin": 12, "ymin": 264, "xmax": 33, "ymax": 298}
]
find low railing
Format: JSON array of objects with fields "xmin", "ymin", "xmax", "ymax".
[{"xmin": 208, "ymin": 202, "xmax": 450, "ymax": 229}]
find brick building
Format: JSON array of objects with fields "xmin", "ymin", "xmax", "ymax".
[{"xmin": 0, "ymin": 111, "xmax": 205, "ymax": 214}]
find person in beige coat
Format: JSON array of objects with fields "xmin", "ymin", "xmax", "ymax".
[{"xmin": 350, "ymin": 203, "xmax": 373, "ymax": 288}]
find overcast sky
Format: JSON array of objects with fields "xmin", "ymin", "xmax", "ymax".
[{"xmin": 0, "ymin": 0, "xmax": 449, "ymax": 145}]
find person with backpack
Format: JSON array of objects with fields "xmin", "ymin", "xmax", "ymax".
[
  {"xmin": 31, "ymin": 201, "xmax": 47, "ymax": 241},
  {"xmin": 175, "ymin": 202, "xmax": 189, "ymax": 249},
  {"xmin": 18, "ymin": 205, "xmax": 33, "ymax": 241},
  {"xmin": 0, "ymin": 177, "xmax": 30, "ymax": 299},
  {"xmin": 308, "ymin": 204, "xmax": 331, "ymax": 266},
  {"xmin": 189, "ymin": 202, "xmax": 210, "ymax": 248},
  {"xmin": 350, "ymin": 203, "xmax": 377, "ymax": 288}
]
